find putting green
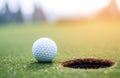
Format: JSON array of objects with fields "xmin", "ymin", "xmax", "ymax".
[{"xmin": 0, "ymin": 20, "xmax": 120, "ymax": 78}]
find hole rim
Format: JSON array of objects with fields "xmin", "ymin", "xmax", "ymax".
[{"xmin": 61, "ymin": 58, "xmax": 116, "ymax": 69}]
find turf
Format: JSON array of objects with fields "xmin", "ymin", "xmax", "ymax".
[{"xmin": 0, "ymin": 20, "xmax": 120, "ymax": 78}]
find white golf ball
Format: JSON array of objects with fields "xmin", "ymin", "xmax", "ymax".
[{"xmin": 32, "ymin": 38, "xmax": 57, "ymax": 62}]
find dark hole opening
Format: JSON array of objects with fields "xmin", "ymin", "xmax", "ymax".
[{"xmin": 62, "ymin": 58, "xmax": 115, "ymax": 69}]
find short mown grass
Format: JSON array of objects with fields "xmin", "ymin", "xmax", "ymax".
[{"xmin": 0, "ymin": 20, "xmax": 120, "ymax": 78}]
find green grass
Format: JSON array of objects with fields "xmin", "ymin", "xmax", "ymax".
[{"xmin": 0, "ymin": 21, "xmax": 120, "ymax": 78}]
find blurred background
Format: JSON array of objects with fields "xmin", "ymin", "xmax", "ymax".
[{"xmin": 0, "ymin": 0, "xmax": 120, "ymax": 24}]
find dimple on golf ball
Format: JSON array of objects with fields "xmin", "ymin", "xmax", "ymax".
[{"xmin": 32, "ymin": 38, "xmax": 57, "ymax": 62}]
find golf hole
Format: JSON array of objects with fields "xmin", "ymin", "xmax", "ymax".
[{"xmin": 62, "ymin": 58, "xmax": 115, "ymax": 69}]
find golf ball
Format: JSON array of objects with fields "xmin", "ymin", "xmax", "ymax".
[{"xmin": 32, "ymin": 38, "xmax": 57, "ymax": 62}]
